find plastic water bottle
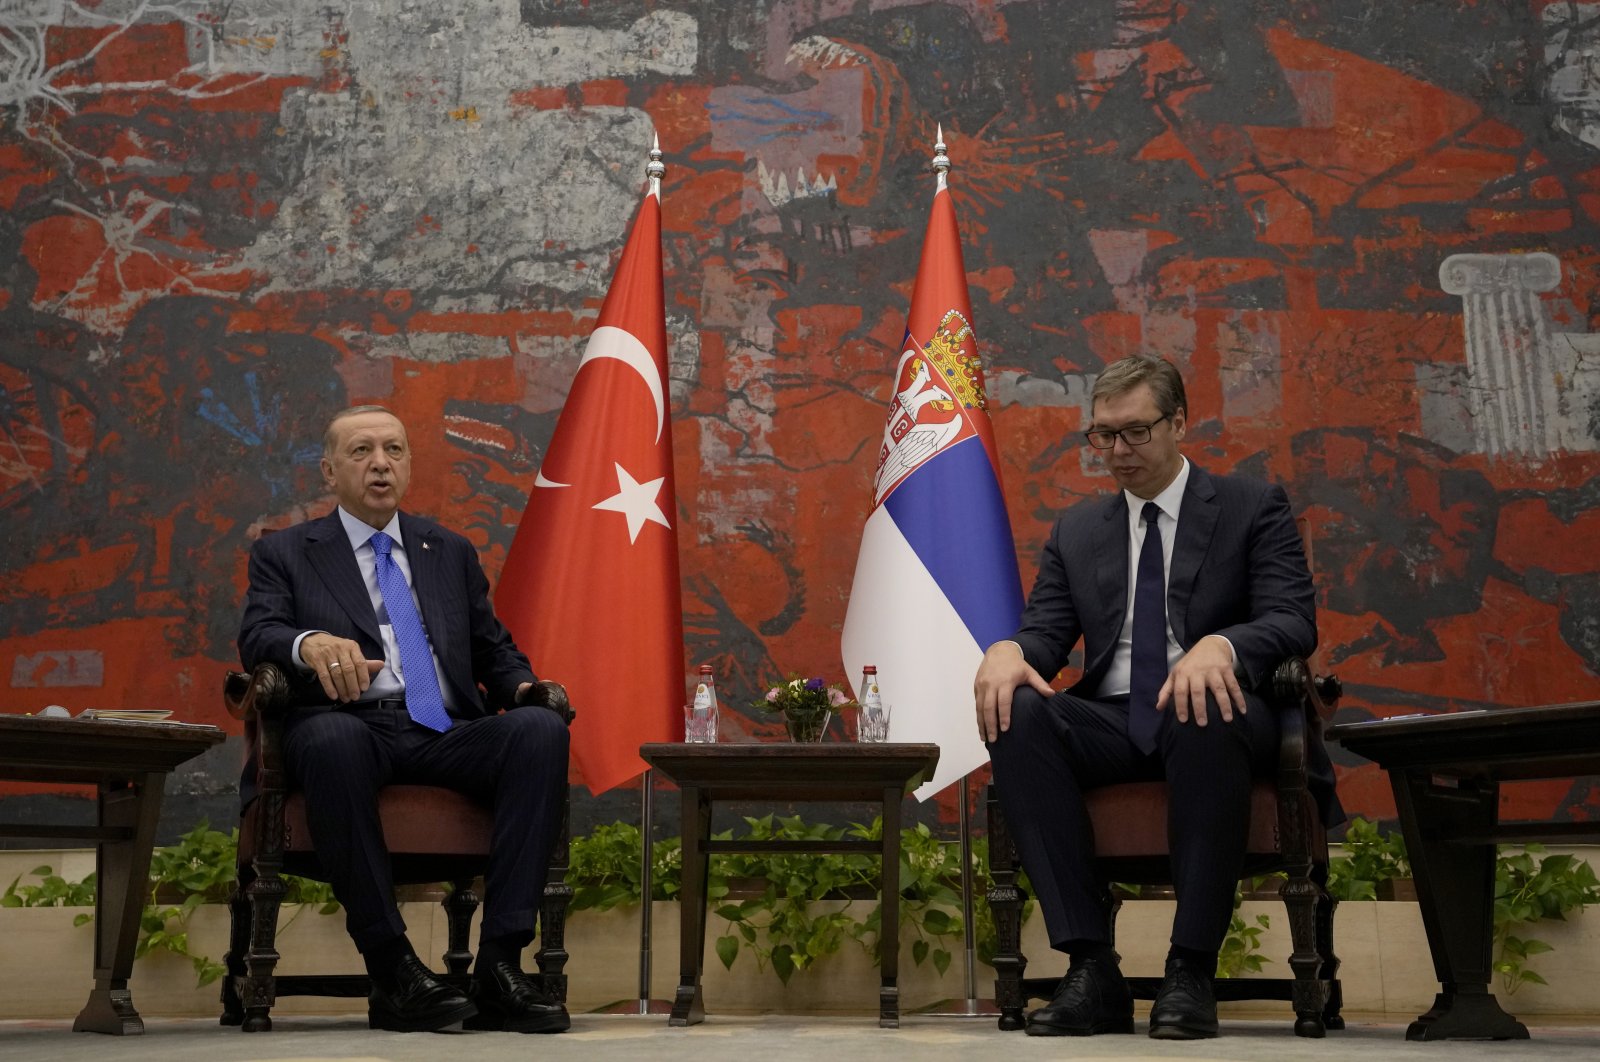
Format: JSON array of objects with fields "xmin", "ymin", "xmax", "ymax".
[{"xmin": 687, "ymin": 664, "xmax": 718, "ymax": 743}]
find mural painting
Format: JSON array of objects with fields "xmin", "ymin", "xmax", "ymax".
[{"xmin": 2, "ymin": 1, "xmax": 1598, "ymax": 833}]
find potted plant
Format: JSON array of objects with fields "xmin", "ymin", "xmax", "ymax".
[{"xmin": 754, "ymin": 675, "xmax": 856, "ymax": 742}]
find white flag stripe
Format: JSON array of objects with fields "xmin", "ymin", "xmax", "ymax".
[{"xmin": 842, "ymin": 506, "xmax": 990, "ymax": 800}]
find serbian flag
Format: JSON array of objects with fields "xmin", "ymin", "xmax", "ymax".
[
  {"xmin": 841, "ymin": 135, "xmax": 1024, "ymax": 801},
  {"xmin": 497, "ymin": 142, "xmax": 682, "ymax": 795}
]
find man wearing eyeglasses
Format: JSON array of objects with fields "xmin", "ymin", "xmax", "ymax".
[{"xmin": 975, "ymin": 354, "xmax": 1337, "ymax": 1040}]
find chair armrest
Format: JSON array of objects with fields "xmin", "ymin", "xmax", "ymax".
[
  {"xmin": 516, "ymin": 678, "xmax": 575, "ymax": 725},
  {"xmin": 223, "ymin": 662, "xmax": 294, "ymax": 722},
  {"xmin": 1271, "ymin": 657, "xmax": 1340, "ymax": 723}
]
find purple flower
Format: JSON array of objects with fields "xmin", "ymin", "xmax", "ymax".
[{"xmin": 805, "ymin": 677, "xmax": 826, "ymax": 692}]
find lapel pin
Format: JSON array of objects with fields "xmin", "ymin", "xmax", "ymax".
[{"xmin": 422, "ymin": 541, "xmax": 431, "ymax": 551}]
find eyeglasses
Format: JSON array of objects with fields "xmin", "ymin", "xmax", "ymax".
[{"xmin": 1083, "ymin": 414, "xmax": 1170, "ymax": 450}]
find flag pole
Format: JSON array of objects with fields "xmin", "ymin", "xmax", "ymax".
[
  {"xmin": 637, "ymin": 767, "xmax": 655, "ymax": 1013},
  {"xmin": 927, "ymin": 127, "xmax": 988, "ymax": 1019},
  {"xmin": 936, "ymin": 123, "xmax": 982, "ymax": 1017},
  {"xmin": 959, "ymin": 773, "xmax": 978, "ymax": 1013},
  {"xmin": 631, "ymin": 133, "xmax": 668, "ymax": 1018}
]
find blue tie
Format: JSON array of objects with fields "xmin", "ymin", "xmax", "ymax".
[
  {"xmin": 1128, "ymin": 502, "xmax": 1166, "ymax": 754},
  {"xmin": 367, "ymin": 531, "xmax": 452, "ymax": 733}
]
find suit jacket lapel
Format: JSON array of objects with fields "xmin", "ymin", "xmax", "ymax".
[
  {"xmin": 304, "ymin": 512, "xmax": 383, "ymax": 648},
  {"xmin": 400, "ymin": 515, "xmax": 446, "ymax": 649},
  {"xmin": 1090, "ymin": 493, "xmax": 1129, "ymax": 677},
  {"xmin": 1168, "ymin": 465, "xmax": 1219, "ymax": 648}
]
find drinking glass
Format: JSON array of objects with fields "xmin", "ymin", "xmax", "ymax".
[
  {"xmin": 856, "ymin": 703, "xmax": 892, "ymax": 743},
  {"xmin": 683, "ymin": 702, "xmax": 718, "ymax": 743}
]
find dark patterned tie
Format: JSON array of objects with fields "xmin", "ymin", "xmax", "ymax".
[
  {"xmin": 367, "ymin": 531, "xmax": 451, "ymax": 733},
  {"xmin": 1128, "ymin": 501, "xmax": 1166, "ymax": 754}
]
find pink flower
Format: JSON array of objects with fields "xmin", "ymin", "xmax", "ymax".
[
  {"xmin": 765, "ymin": 688, "xmax": 780, "ymax": 703},
  {"xmin": 828, "ymin": 688, "xmax": 849, "ymax": 707}
]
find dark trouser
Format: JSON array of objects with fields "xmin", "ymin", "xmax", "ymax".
[
  {"xmin": 283, "ymin": 701, "xmax": 569, "ymax": 953},
  {"xmin": 988, "ymin": 687, "xmax": 1278, "ymax": 955}
]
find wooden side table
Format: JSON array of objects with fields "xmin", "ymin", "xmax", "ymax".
[
  {"xmin": 1327, "ymin": 701, "xmax": 1600, "ymax": 1041},
  {"xmin": 638, "ymin": 742, "xmax": 941, "ymax": 1028},
  {"xmin": 0, "ymin": 714, "xmax": 226, "ymax": 1034}
]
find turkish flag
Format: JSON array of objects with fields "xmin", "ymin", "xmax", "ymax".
[{"xmin": 497, "ymin": 180, "xmax": 683, "ymax": 795}]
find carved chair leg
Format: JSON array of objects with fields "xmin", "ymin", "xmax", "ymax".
[
  {"xmin": 219, "ymin": 875, "xmax": 252, "ymax": 1026},
  {"xmin": 1313, "ymin": 861, "xmax": 1344, "ymax": 1030},
  {"xmin": 986, "ymin": 786, "xmax": 1028, "ymax": 1031},
  {"xmin": 238, "ymin": 862, "xmax": 287, "ymax": 1032},
  {"xmin": 535, "ymin": 879, "xmax": 573, "ymax": 1003},
  {"xmin": 534, "ymin": 779, "xmax": 573, "ymax": 1001},
  {"xmin": 1280, "ymin": 861, "xmax": 1328, "ymax": 1039},
  {"xmin": 442, "ymin": 878, "xmax": 481, "ymax": 977}
]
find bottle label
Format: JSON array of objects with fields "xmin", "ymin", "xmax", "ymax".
[{"xmin": 693, "ymin": 683, "xmax": 713, "ymax": 712}]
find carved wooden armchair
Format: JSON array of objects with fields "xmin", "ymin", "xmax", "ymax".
[
  {"xmin": 986, "ymin": 656, "xmax": 1344, "ymax": 1037},
  {"xmin": 217, "ymin": 661, "xmax": 574, "ymax": 1032}
]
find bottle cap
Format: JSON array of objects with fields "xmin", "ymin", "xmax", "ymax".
[
  {"xmin": 863, "ymin": 665, "xmax": 877, "ymax": 674},
  {"xmin": 698, "ymin": 664, "xmax": 713, "ymax": 675}
]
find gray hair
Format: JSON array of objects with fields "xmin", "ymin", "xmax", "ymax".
[
  {"xmin": 1091, "ymin": 355, "xmax": 1187, "ymax": 418},
  {"xmin": 322, "ymin": 405, "xmax": 400, "ymax": 459}
]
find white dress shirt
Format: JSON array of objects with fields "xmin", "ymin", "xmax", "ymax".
[{"xmin": 291, "ymin": 508, "xmax": 457, "ymax": 709}]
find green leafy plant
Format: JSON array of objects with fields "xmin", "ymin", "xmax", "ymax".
[
  {"xmin": 565, "ymin": 813, "xmax": 1000, "ymax": 985},
  {"xmin": 1323, "ymin": 818, "xmax": 1599, "ymax": 994},
  {"xmin": 136, "ymin": 821, "xmax": 242, "ymax": 986},
  {"xmin": 709, "ymin": 814, "xmax": 881, "ymax": 983},
  {"xmin": 1493, "ymin": 845, "xmax": 1600, "ymax": 994},
  {"xmin": 1216, "ymin": 877, "xmax": 1281, "ymax": 978},
  {"xmin": 4, "ymin": 821, "xmax": 339, "ymax": 988},
  {"xmin": 2, "ymin": 865, "xmax": 96, "ymax": 922},
  {"xmin": 568, "ymin": 821, "xmax": 682, "ymax": 912},
  {"xmin": 1326, "ymin": 816, "xmax": 1411, "ymax": 901}
]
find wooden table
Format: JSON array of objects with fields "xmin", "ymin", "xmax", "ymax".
[
  {"xmin": 0, "ymin": 714, "xmax": 226, "ymax": 1034},
  {"xmin": 1326, "ymin": 701, "xmax": 1600, "ymax": 1042},
  {"xmin": 638, "ymin": 742, "xmax": 940, "ymax": 1028}
]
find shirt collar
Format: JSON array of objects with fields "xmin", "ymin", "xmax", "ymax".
[
  {"xmin": 337, "ymin": 506, "xmax": 403, "ymax": 552},
  {"xmin": 1123, "ymin": 456, "xmax": 1190, "ymax": 523}
]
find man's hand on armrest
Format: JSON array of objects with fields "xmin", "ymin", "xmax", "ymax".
[
  {"xmin": 515, "ymin": 679, "xmax": 570, "ymax": 714},
  {"xmin": 974, "ymin": 640, "xmax": 1054, "ymax": 743},
  {"xmin": 299, "ymin": 632, "xmax": 384, "ymax": 703}
]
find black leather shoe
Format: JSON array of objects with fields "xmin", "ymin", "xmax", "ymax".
[
  {"xmin": 1024, "ymin": 957, "xmax": 1134, "ymax": 1036},
  {"xmin": 1148, "ymin": 959, "xmax": 1219, "ymax": 1039},
  {"xmin": 463, "ymin": 962, "xmax": 571, "ymax": 1033},
  {"xmin": 368, "ymin": 954, "xmax": 478, "ymax": 1032}
]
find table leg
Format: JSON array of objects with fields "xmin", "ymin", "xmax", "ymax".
[
  {"xmin": 74, "ymin": 773, "xmax": 165, "ymax": 1035},
  {"xmin": 878, "ymin": 786, "xmax": 901, "ymax": 1029},
  {"xmin": 669, "ymin": 786, "xmax": 710, "ymax": 1027},
  {"xmin": 1391, "ymin": 768, "xmax": 1528, "ymax": 1041}
]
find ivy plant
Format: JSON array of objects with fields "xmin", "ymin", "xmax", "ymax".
[
  {"xmin": 1493, "ymin": 845, "xmax": 1600, "ymax": 994},
  {"xmin": 566, "ymin": 812, "xmax": 996, "ymax": 984},
  {"xmin": 1323, "ymin": 817, "xmax": 1599, "ymax": 993},
  {"xmin": 1325, "ymin": 816, "xmax": 1411, "ymax": 901},
  {"xmin": 4, "ymin": 821, "xmax": 338, "ymax": 988},
  {"xmin": 2, "ymin": 866, "xmax": 97, "ymax": 918}
]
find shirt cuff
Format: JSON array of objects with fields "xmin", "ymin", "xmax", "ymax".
[
  {"xmin": 1212, "ymin": 634, "xmax": 1240, "ymax": 675},
  {"xmin": 290, "ymin": 630, "xmax": 326, "ymax": 672}
]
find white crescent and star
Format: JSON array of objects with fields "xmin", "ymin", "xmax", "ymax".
[
  {"xmin": 577, "ymin": 325, "xmax": 666, "ymax": 443},
  {"xmin": 531, "ymin": 325, "xmax": 669, "ymax": 545},
  {"xmin": 591, "ymin": 462, "xmax": 671, "ymax": 543}
]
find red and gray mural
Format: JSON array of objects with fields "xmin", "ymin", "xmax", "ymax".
[{"xmin": 3, "ymin": 1, "xmax": 1598, "ymax": 831}]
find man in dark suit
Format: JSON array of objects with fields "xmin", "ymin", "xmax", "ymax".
[
  {"xmin": 239, "ymin": 405, "xmax": 570, "ymax": 1034},
  {"xmin": 977, "ymin": 355, "xmax": 1337, "ymax": 1040}
]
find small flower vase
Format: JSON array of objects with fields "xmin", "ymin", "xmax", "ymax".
[{"xmin": 785, "ymin": 710, "xmax": 832, "ymax": 743}]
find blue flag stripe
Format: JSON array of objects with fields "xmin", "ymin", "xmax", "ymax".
[{"xmin": 883, "ymin": 438, "xmax": 1023, "ymax": 649}]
